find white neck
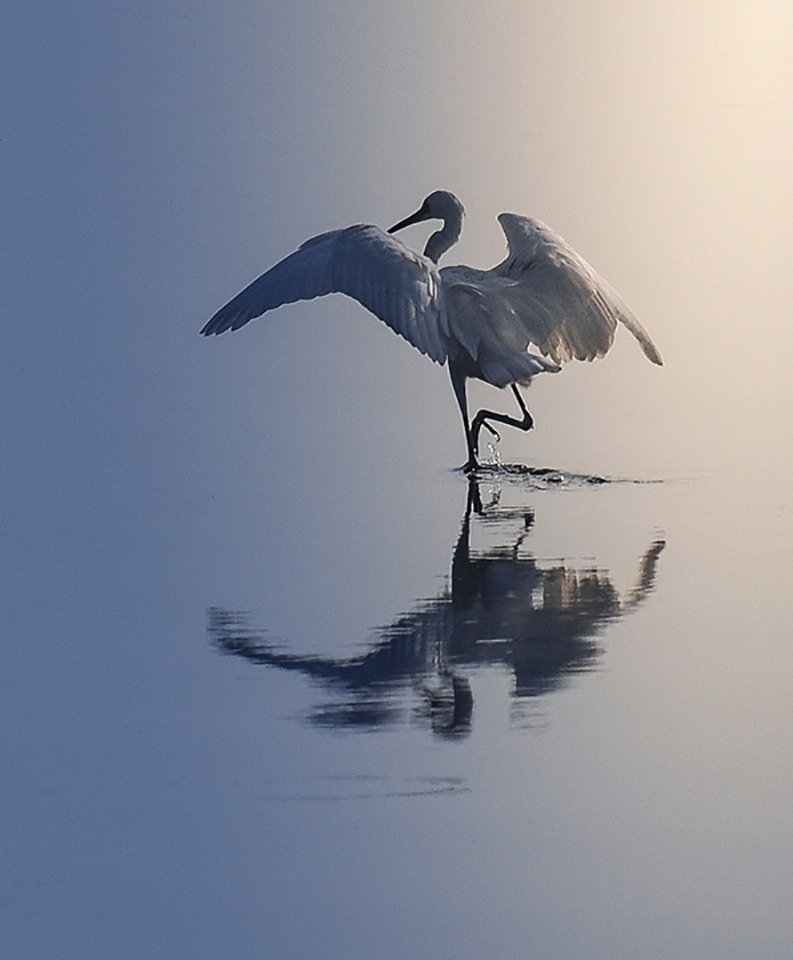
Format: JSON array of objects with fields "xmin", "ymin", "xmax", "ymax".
[{"xmin": 423, "ymin": 214, "xmax": 462, "ymax": 263}]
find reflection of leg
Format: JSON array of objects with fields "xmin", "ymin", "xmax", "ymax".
[
  {"xmin": 465, "ymin": 475, "xmax": 483, "ymax": 518},
  {"xmin": 471, "ymin": 385, "xmax": 534, "ymax": 456}
]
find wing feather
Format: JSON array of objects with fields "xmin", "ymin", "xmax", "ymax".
[
  {"xmin": 201, "ymin": 224, "xmax": 449, "ymax": 364},
  {"xmin": 494, "ymin": 213, "xmax": 662, "ymax": 366}
]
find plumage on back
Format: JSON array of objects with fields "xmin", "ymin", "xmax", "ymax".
[{"xmin": 440, "ymin": 268, "xmax": 562, "ymax": 387}]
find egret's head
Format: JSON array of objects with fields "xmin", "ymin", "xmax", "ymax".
[{"xmin": 388, "ymin": 191, "xmax": 465, "ymax": 234}]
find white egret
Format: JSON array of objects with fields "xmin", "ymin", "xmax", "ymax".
[{"xmin": 202, "ymin": 190, "xmax": 662, "ymax": 470}]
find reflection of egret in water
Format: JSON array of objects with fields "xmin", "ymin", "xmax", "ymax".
[{"xmin": 208, "ymin": 478, "xmax": 664, "ymax": 738}]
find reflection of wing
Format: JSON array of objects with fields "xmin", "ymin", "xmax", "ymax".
[
  {"xmin": 201, "ymin": 225, "xmax": 450, "ymax": 363},
  {"xmin": 440, "ymin": 214, "xmax": 662, "ymax": 382},
  {"xmin": 208, "ymin": 488, "xmax": 665, "ymax": 736},
  {"xmin": 623, "ymin": 538, "xmax": 667, "ymax": 607}
]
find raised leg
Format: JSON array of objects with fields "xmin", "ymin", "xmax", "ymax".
[{"xmin": 471, "ymin": 384, "xmax": 534, "ymax": 456}]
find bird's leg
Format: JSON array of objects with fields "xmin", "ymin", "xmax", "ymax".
[
  {"xmin": 471, "ymin": 385, "xmax": 534, "ymax": 456},
  {"xmin": 449, "ymin": 364, "xmax": 479, "ymax": 472}
]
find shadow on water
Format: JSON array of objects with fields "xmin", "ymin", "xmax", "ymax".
[{"xmin": 207, "ymin": 476, "xmax": 665, "ymax": 738}]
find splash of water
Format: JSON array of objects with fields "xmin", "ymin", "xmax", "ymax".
[{"xmin": 484, "ymin": 438, "xmax": 503, "ymax": 468}]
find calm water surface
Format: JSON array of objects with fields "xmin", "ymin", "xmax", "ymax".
[{"xmin": 4, "ymin": 455, "xmax": 792, "ymax": 960}]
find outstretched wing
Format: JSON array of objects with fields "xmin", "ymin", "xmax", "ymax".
[
  {"xmin": 492, "ymin": 213, "xmax": 662, "ymax": 366},
  {"xmin": 201, "ymin": 224, "xmax": 449, "ymax": 364}
]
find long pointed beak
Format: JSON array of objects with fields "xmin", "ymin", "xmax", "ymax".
[{"xmin": 388, "ymin": 201, "xmax": 431, "ymax": 234}]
